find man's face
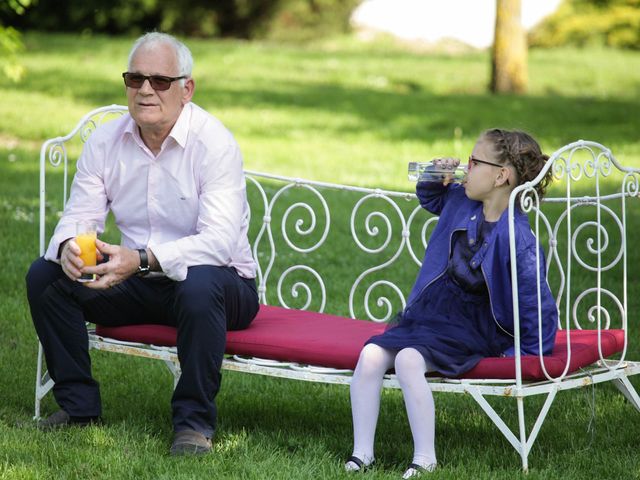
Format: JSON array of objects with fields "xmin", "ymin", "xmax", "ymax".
[{"xmin": 126, "ymin": 43, "xmax": 194, "ymax": 135}]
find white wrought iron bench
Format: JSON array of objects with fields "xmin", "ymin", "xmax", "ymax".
[{"xmin": 34, "ymin": 105, "xmax": 640, "ymax": 471}]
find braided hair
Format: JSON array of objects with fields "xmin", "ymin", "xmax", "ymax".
[{"xmin": 482, "ymin": 129, "xmax": 553, "ymax": 200}]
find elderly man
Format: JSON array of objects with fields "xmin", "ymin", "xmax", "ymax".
[{"xmin": 26, "ymin": 32, "xmax": 259, "ymax": 455}]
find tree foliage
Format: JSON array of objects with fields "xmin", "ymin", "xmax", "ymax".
[
  {"xmin": 529, "ymin": 0, "xmax": 640, "ymax": 49},
  {"xmin": 267, "ymin": 0, "xmax": 362, "ymax": 40},
  {"xmin": 0, "ymin": 0, "xmax": 36, "ymax": 81},
  {"xmin": 1, "ymin": 0, "xmax": 361, "ymax": 39}
]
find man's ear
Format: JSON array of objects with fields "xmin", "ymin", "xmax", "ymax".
[{"xmin": 182, "ymin": 78, "xmax": 195, "ymax": 105}]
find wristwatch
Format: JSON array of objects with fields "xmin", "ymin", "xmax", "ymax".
[{"xmin": 136, "ymin": 248, "xmax": 150, "ymax": 276}]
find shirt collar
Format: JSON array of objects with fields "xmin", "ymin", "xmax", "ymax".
[
  {"xmin": 168, "ymin": 102, "xmax": 191, "ymax": 148},
  {"xmin": 123, "ymin": 102, "xmax": 192, "ymax": 150}
]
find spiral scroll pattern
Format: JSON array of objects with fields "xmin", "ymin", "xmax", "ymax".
[
  {"xmin": 594, "ymin": 151, "xmax": 613, "ymax": 177},
  {"xmin": 349, "ymin": 194, "xmax": 408, "ymax": 321},
  {"xmin": 80, "ymin": 120, "xmax": 98, "ymax": 143},
  {"xmin": 567, "ymin": 150, "xmax": 586, "ymax": 181},
  {"xmin": 519, "ymin": 186, "xmax": 539, "ymax": 214},
  {"xmin": 552, "ymin": 155, "xmax": 567, "ymax": 181},
  {"xmin": 623, "ymin": 172, "xmax": 639, "ymax": 198},
  {"xmin": 363, "ymin": 280, "xmax": 406, "ymax": 323},
  {"xmin": 276, "ymin": 184, "xmax": 330, "ymax": 254},
  {"xmin": 80, "ymin": 111, "xmax": 127, "ymax": 144},
  {"xmin": 552, "ymin": 146, "xmax": 616, "ymax": 184},
  {"xmin": 570, "ymin": 204, "xmax": 623, "ymax": 272},
  {"xmin": 276, "ymin": 265, "xmax": 326, "ymax": 312},
  {"xmin": 350, "ymin": 194, "xmax": 399, "ymax": 254},
  {"xmin": 48, "ymin": 142, "xmax": 67, "ymax": 168},
  {"xmin": 572, "ymin": 287, "xmax": 624, "ymax": 331},
  {"xmin": 406, "ymin": 204, "xmax": 438, "ymax": 266},
  {"xmin": 255, "ymin": 181, "xmax": 330, "ymax": 308}
]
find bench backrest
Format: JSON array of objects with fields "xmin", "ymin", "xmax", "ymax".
[{"xmin": 40, "ymin": 105, "xmax": 640, "ymax": 384}]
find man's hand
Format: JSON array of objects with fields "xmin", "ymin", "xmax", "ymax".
[
  {"xmin": 60, "ymin": 239, "xmax": 85, "ymax": 281},
  {"xmin": 82, "ymin": 240, "xmax": 140, "ymax": 290}
]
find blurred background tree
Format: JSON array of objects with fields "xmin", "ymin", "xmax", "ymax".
[
  {"xmin": 3, "ymin": 0, "xmax": 636, "ymax": 93},
  {"xmin": 529, "ymin": 0, "xmax": 640, "ymax": 49},
  {"xmin": 4, "ymin": 1, "xmax": 638, "ymax": 48},
  {"xmin": 491, "ymin": 0, "xmax": 528, "ymax": 94},
  {"xmin": 487, "ymin": 0, "xmax": 639, "ymax": 94},
  {"xmin": 0, "ymin": 0, "xmax": 361, "ymax": 39},
  {"xmin": 0, "ymin": 0, "xmax": 35, "ymax": 81}
]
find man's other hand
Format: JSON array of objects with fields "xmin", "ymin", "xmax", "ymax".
[{"xmin": 82, "ymin": 240, "xmax": 139, "ymax": 290}]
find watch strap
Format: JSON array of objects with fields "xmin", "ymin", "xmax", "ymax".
[{"xmin": 136, "ymin": 248, "xmax": 150, "ymax": 276}]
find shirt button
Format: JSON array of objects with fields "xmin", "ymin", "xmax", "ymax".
[
  {"xmin": 471, "ymin": 260, "xmax": 477, "ymax": 267},
  {"xmin": 471, "ymin": 215, "xmax": 477, "ymax": 220},
  {"xmin": 469, "ymin": 238, "xmax": 475, "ymax": 246}
]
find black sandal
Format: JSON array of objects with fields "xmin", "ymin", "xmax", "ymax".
[
  {"xmin": 402, "ymin": 462, "xmax": 436, "ymax": 478},
  {"xmin": 345, "ymin": 455, "xmax": 374, "ymax": 472}
]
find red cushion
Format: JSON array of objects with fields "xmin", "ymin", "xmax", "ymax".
[
  {"xmin": 95, "ymin": 305, "xmax": 625, "ymax": 380},
  {"xmin": 462, "ymin": 329, "xmax": 625, "ymax": 380},
  {"xmin": 95, "ymin": 305, "xmax": 385, "ymax": 370}
]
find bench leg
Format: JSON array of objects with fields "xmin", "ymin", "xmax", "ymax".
[
  {"xmin": 34, "ymin": 342, "xmax": 55, "ymax": 420},
  {"xmin": 516, "ymin": 396, "xmax": 528, "ymax": 472},
  {"xmin": 164, "ymin": 360, "xmax": 182, "ymax": 389},
  {"xmin": 468, "ymin": 386, "xmax": 560, "ymax": 472},
  {"xmin": 523, "ymin": 387, "xmax": 557, "ymax": 464},
  {"xmin": 612, "ymin": 376, "xmax": 640, "ymax": 412},
  {"xmin": 467, "ymin": 387, "xmax": 526, "ymax": 469}
]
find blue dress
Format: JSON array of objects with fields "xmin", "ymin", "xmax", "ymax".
[{"xmin": 367, "ymin": 221, "xmax": 513, "ymax": 377}]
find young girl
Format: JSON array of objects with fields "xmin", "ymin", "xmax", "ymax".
[{"xmin": 345, "ymin": 129, "xmax": 558, "ymax": 478}]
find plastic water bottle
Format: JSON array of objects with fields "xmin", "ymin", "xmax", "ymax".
[{"xmin": 408, "ymin": 161, "xmax": 467, "ymax": 184}]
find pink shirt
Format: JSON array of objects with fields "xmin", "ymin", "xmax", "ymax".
[{"xmin": 45, "ymin": 102, "xmax": 256, "ymax": 281}]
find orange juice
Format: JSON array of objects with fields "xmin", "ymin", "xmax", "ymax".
[{"xmin": 76, "ymin": 232, "xmax": 97, "ymax": 281}]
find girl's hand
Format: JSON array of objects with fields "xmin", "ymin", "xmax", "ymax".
[
  {"xmin": 433, "ymin": 157, "xmax": 461, "ymax": 186},
  {"xmin": 433, "ymin": 157, "xmax": 460, "ymax": 170}
]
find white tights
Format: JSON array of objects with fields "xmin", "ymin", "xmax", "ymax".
[{"xmin": 349, "ymin": 343, "xmax": 437, "ymax": 468}]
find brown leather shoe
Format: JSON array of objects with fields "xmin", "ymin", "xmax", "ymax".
[
  {"xmin": 170, "ymin": 429, "xmax": 212, "ymax": 456},
  {"xmin": 37, "ymin": 410, "xmax": 101, "ymax": 430}
]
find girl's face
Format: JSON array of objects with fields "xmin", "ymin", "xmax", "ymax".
[{"xmin": 464, "ymin": 137, "xmax": 510, "ymax": 202}]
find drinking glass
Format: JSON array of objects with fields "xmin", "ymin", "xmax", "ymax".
[
  {"xmin": 76, "ymin": 221, "xmax": 97, "ymax": 282},
  {"xmin": 408, "ymin": 161, "xmax": 467, "ymax": 184}
]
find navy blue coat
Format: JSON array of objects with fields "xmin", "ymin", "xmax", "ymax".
[{"xmin": 408, "ymin": 181, "xmax": 558, "ymax": 356}]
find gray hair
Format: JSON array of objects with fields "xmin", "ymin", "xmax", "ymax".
[{"xmin": 127, "ymin": 32, "xmax": 193, "ymax": 81}]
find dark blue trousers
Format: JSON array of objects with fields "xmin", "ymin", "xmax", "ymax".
[{"xmin": 26, "ymin": 257, "xmax": 259, "ymax": 438}]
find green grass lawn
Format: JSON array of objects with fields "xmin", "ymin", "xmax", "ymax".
[{"xmin": 1, "ymin": 32, "xmax": 640, "ymax": 479}]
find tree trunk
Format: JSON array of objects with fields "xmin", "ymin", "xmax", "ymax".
[{"xmin": 490, "ymin": 0, "xmax": 528, "ymax": 94}]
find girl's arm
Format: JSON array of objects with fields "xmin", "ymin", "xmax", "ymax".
[{"xmin": 416, "ymin": 182, "xmax": 459, "ymax": 216}]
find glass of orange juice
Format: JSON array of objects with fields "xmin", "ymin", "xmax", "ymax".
[{"xmin": 76, "ymin": 221, "xmax": 97, "ymax": 282}]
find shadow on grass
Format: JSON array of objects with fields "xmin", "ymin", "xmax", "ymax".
[
  {"xmin": 10, "ymin": 64, "xmax": 639, "ymax": 149},
  {"xmin": 196, "ymin": 83, "xmax": 639, "ymax": 146}
]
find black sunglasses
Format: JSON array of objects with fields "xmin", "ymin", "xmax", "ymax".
[
  {"xmin": 469, "ymin": 156, "xmax": 510, "ymax": 185},
  {"xmin": 122, "ymin": 72, "xmax": 187, "ymax": 91}
]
